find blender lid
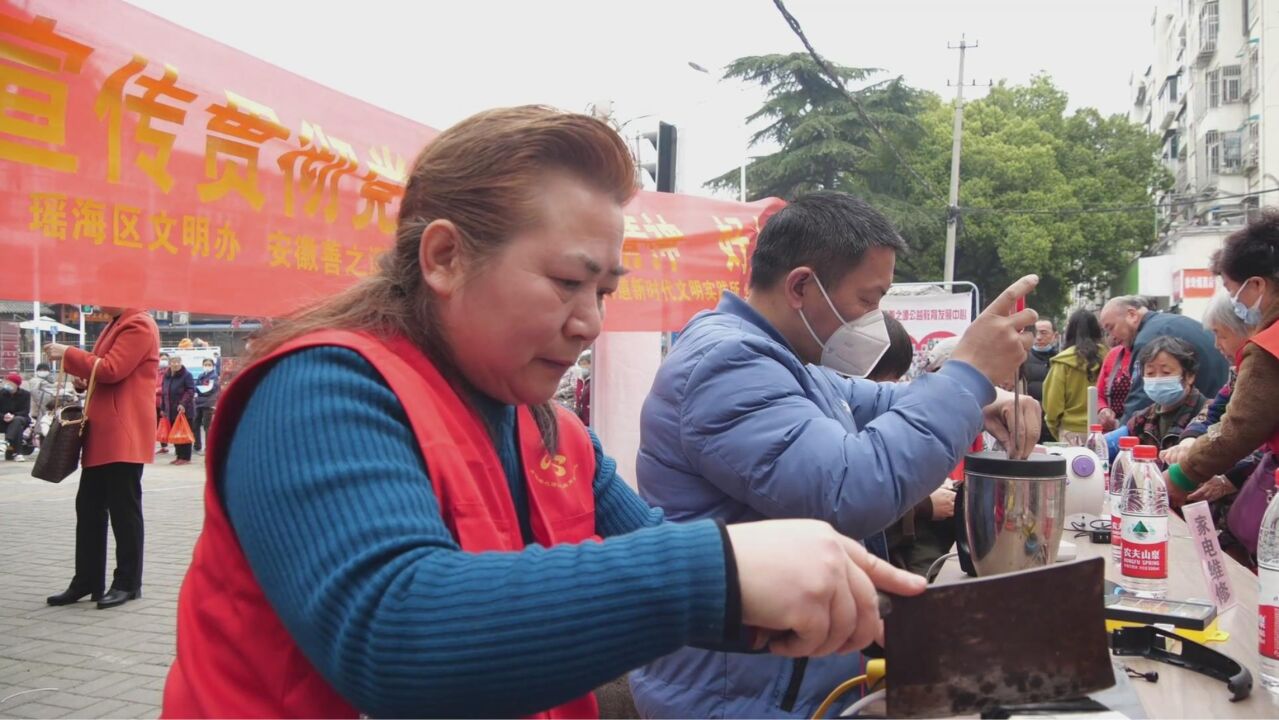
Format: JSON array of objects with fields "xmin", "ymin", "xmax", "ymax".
[{"xmin": 964, "ymin": 449, "xmax": 1066, "ymax": 478}]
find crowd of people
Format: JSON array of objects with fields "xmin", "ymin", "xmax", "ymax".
[
  {"xmin": 18, "ymin": 105, "xmax": 1279, "ymax": 718},
  {"xmin": 998, "ymin": 217, "xmax": 1279, "ymax": 569}
]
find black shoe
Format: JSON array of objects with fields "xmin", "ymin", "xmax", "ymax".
[
  {"xmin": 47, "ymin": 584, "xmax": 103, "ymax": 605},
  {"xmin": 96, "ymin": 587, "xmax": 140, "ymax": 609}
]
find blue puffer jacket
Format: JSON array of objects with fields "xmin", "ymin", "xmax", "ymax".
[{"xmin": 630, "ymin": 293, "xmax": 995, "ymax": 718}]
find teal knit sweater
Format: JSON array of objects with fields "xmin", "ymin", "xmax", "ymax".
[{"xmin": 220, "ymin": 347, "xmax": 732, "ymax": 717}]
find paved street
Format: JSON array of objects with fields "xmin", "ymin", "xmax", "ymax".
[{"xmin": 0, "ymin": 456, "xmax": 205, "ymax": 719}]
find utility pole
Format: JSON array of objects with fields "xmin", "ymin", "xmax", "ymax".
[{"xmin": 943, "ymin": 35, "xmax": 990, "ymax": 284}]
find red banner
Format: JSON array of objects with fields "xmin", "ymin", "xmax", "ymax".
[{"xmin": 0, "ymin": 0, "xmax": 778, "ymax": 332}]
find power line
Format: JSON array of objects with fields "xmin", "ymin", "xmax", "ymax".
[
  {"xmin": 959, "ymin": 186, "xmax": 1279, "ymax": 217},
  {"xmin": 771, "ymin": 0, "xmax": 945, "ymax": 202}
]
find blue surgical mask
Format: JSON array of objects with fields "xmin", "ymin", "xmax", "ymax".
[
  {"xmin": 1231, "ymin": 279, "xmax": 1262, "ymax": 327},
  {"xmin": 1144, "ymin": 375, "xmax": 1186, "ymax": 406}
]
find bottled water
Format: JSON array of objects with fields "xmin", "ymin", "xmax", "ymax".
[
  {"xmin": 1085, "ymin": 424, "xmax": 1111, "ymax": 521},
  {"xmin": 1110, "ymin": 436, "xmax": 1139, "ymax": 566},
  {"xmin": 1257, "ymin": 469, "xmax": 1279, "ymax": 695},
  {"xmin": 1119, "ymin": 445, "xmax": 1168, "ymax": 598}
]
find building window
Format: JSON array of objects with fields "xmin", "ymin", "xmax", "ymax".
[
  {"xmin": 1206, "ymin": 129, "xmax": 1221, "ymax": 174},
  {"xmin": 1222, "ymin": 129, "xmax": 1243, "ymax": 172},
  {"xmin": 1207, "ymin": 68, "xmax": 1221, "ymax": 107},
  {"xmin": 1222, "ymin": 65, "xmax": 1242, "ymax": 102},
  {"xmin": 1246, "ymin": 120, "xmax": 1261, "ymax": 168},
  {"xmin": 1169, "ymin": 74, "xmax": 1180, "ymax": 101},
  {"xmin": 1201, "ymin": 2, "xmax": 1220, "ymax": 51}
]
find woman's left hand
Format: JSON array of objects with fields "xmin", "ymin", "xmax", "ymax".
[
  {"xmin": 1187, "ymin": 475, "xmax": 1236, "ymax": 504},
  {"xmin": 43, "ymin": 342, "xmax": 69, "ymax": 361}
]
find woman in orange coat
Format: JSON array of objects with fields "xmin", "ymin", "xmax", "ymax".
[{"xmin": 43, "ymin": 308, "xmax": 160, "ymax": 609}]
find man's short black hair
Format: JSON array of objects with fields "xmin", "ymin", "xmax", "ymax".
[
  {"xmin": 866, "ymin": 313, "xmax": 914, "ymax": 382},
  {"xmin": 749, "ymin": 192, "xmax": 907, "ymax": 290}
]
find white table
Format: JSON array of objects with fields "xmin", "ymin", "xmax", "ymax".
[{"xmin": 936, "ymin": 514, "xmax": 1279, "ymax": 718}]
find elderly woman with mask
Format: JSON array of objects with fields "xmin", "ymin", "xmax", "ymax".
[
  {"xmin": 1114, "ymin": 336, "xmax": 1209, "ymax": 458},
  {"xmin": 161, "ymin": 106, "xmax": 923, "ymax": 718},
  {"xmin": 1160, "ymin": 294, "xmax": 1262, "ymax": 502},
  {"xmin": 1166, "ymin": 210, "xmax": 1279, "ymax": 514}
]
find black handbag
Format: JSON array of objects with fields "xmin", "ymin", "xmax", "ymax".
[{"xmin": 31, "ymin": 360, "xmax": 98, "ymax": 483}]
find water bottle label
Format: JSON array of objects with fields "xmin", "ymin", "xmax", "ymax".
[
  {"xmin": 1111, "ymin": 510, "xmax": 1122, "ymax": 545},
  {"xmin": 1262, "ymin": 566, "xmax": 1279, "ymax": 660},
  {"xmin": 1121, "ymin": 514, "xmax": 1169, "ymax": 579}
]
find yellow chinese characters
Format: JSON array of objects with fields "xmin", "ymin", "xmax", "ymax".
[
  {"xmin": 95, "ymin": 55, "xmax": 197, "ymax": 191},
  {"xmin": 353, "ymin": 146, "xmax": 408, "ymax": 236},
  {"xmin": 265, "ymin": 228, "xmax": 385, "ymax": 279},
  {"xmin": 198, "ymin": 91, "xmax": 290, "ymax": 211},
  {"xmin": 26, "ymin": 191, "xmax": 237, "ymax": 263},
  {"xmin": 714, "ymin": 215, "xmax": 751, "ymax": 273},
  {"xmin": 0, "ymin": 14, "xmax": 93, "ymax": 172},
  {"xmin": 278, "ymin": 122, "xmax": 359, "ymax": 224}
]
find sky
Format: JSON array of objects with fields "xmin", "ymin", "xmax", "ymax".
[{"xmin": 124, "ymin": 0, "xmax": 1156, "ymax": 199}]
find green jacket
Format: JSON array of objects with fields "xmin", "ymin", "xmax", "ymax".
[{"xmin": 1043, "ymin": 344, "xmax": 1107, "ymax": 439}]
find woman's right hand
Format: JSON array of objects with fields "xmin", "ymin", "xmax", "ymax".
[
  {"xmin": 1098, "ymin": 408, "xmax": 1117, "ymax": 432},
  {"xmin": 1160, "ymin": 437, "xmax": 1196, "ymax": 466},
  {"xmin": 929, "ymin": 487, "xmax": 957, "ymax": 521},
  {"xmin": 725, "ymin": 519, "xmax": 926, "ymax": 658}
]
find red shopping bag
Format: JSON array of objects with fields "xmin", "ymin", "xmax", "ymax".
[
  {"xmin": 157, "ymin": 415, "xmax": 171, "ymax": 443},
  {"xmin": 168, "ymin": 409, "xmax": 195, "ymax": 445}
]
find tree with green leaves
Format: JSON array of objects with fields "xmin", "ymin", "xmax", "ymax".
[
  {"xmin": 707, "ymin": 53, "xmax": 930, "ymax": 202},
  {"xmin": 715, "ymin": 62, "xmax": 1169, "ymax": 319}
]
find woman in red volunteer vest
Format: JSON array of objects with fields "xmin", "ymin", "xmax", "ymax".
[
  {"xmin": 161, "ymin": 106, "xmax": 923, "ymax": 718},
  {"xmin": 1167, "ymin": 211, "xmax": 1279, "ymax": 500}
]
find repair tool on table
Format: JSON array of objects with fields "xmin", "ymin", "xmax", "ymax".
[{"xmin": 872, "ymin": 558, "xmax": 1113, "ymax": 718}]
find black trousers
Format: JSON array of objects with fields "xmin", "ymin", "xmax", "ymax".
[
  {"xmin": 193, "ymin": 407, "xmax": 214, "ymax": 451},
  {"xmin": 73, "ymin": 462, "xmax": 144, "ymax": 594},
  {"xmin": 3, "ymin": 416, "xmax": 27, "ymax": 457}
]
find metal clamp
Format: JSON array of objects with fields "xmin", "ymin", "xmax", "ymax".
[{"xmin": 1109, "ymin": 624, "xmax": 1251, "ymax": 702}]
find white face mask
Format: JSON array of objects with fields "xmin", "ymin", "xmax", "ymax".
[
  {"xmin": 35, "ymin": 370, "xmax": 49, "ymax": 379},
  {"xmin": 798, "ymin": 274, "xmax": 891, "ymax": 378}
]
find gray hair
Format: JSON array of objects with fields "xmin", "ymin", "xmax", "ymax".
[
  {"xmin": 1201, "ymin": 293, "xmax": 1255, "ymax": 336},
  {"xmin": 1107, "ymin": 295, "xmax": 1151, "ymax": 312},
  {"xmin": 1138, "ymin": 335, "xmax": 1199, "ymax": 376}
]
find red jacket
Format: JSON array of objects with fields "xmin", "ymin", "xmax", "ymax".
[
  {"xmin": 63, "ymin": 309, "xmax": 160, "ymax": 468},
  {"xmin": 162, "ymin": 330, "xmax": 599, "ymax": 718},
  {"xmin": 1096, "ymin": 345, "xmax": 1131, "ymax": 413}
]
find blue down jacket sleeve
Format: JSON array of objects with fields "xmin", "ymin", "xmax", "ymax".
[{"xmin": 676, "ymin": 339, "xmax": 995, "ymax": 539}]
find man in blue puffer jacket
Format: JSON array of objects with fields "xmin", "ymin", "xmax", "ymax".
[{"xmin": 631, "ymin": 192, "xmax": 1043, "ymax": 718}]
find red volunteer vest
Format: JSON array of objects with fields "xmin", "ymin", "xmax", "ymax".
[
  {"xmin": 162, "ymin": 330, "xmax": 600, "ymax": 718},
  {"xmin": 1250, "ymin": 319, "xmax": 1279, "ymax": 453}
]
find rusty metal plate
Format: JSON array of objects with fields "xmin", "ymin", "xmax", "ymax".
[{"xmin": 884, "ymin": 557, "xmax": 1114, "ymax": 717}]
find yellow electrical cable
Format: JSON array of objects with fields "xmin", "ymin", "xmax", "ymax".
[
  {"xmin": 812, "ymin": 659, "xmax": 887, "ymax": 719},
  {"xmin": 812, "ymin": 675, "xmax": 866, "ymax": 719}
]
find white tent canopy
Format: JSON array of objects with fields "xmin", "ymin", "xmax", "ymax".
[{"xmin": 19, "ymin": 318, "xmax": 82, "ymax": 335}]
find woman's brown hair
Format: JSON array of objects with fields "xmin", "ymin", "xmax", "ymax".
[{"xmin": 246, "ymin": 105, "xmax": 637, "ymax": 449}]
